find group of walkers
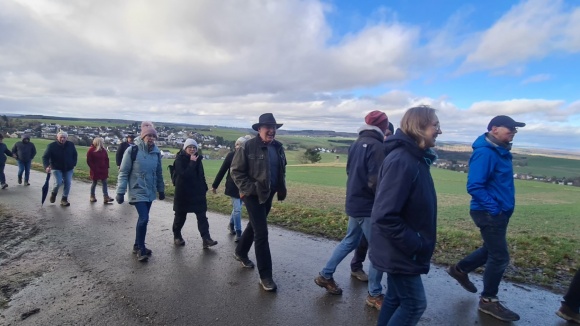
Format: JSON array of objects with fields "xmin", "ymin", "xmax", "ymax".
[{"xmin": 1, "ymin": 109, "xmax": 578, "ymax": 325}]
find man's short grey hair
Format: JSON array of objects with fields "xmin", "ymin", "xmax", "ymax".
[{"xmin": 57, "ymin": 131, "xmax": 68, "ymax": 138}]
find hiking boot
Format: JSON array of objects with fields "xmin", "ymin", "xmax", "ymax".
[
  {"xmin": 447, "ymin": 264, "xmax": 477, "ymax": 293},
  {"xmin": 202, "ymin": 237, "xmax": 218, "ymax": 248},
  {"xmin": 233, "ymin": 253, "xmax": 255, "ymax": 268},
  {"xmin": 174, "ymin": 238, "xmax": 186, "ymax": 246},
  {"xmin": 227, "ymin": 223, "xmax": 235, "ymax": 235},
  {"xmin": 103, "ymin": 195, "xmax": 114, "ymax": 204},
  {"xmin": 90, "ymin": 195, "xmax": 97, "ymax": 203},
  {"xmin": 314, "ymin": 275, "xmax": 343, "ymax": 295},
  {"xmin": 137, "ymin": 250, "xmax": 149, "ymax": 262},
  {"xmin": 60, "ymin": 197, "xmax": 70, "ymax": 207},
  {"xmin": 351, "ymin": 269, "xmax": 369, "ymax": 282},
  {"xmin": 366, "ymin": 294, "xmax": 384, "ymax": 310},
  {"xmin": 556, "ymin": 302, "xmax": 580, "ymax": 324},
  {"xmin": 478, "ymin": 297, "xmax": 520, "ymax": 322},
  {"xmin": 50, "ymin": 192, "xmax": 57, "ymax": 203},
  {"xmin": 24, "ymin": 181, "xmax": 30, "ymax": 186},
  {"xmin": 259, "ymin": 278, "xmax": 277, "ymax": 292},
  {"xmin": 18, "ymin": 177, "xmax": 22, "ymax": 184},
  {"xmin": 235, "ymin": 230, "xmax": 242, "ymax": 243},
  {"xmin": 132, "ymin": 245, "xmax": 152, "ymax": 256},
  {"xmin": 1, "ymin": 183, "xmax": 8, "ymax": 189}
]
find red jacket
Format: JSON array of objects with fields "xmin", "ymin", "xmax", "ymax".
[{"xmin": 87, "ymin": 146, "xmax": 110, "ymax": 180}]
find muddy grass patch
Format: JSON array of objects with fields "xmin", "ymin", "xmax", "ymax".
[{"xmin": 0, "ymin": 204, "xmax": 60, "ymax": 309}]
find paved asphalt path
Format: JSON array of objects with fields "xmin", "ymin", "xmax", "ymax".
[{"xmin": 0, "ymin": 165, "xmax": 570, "ymax": 325}]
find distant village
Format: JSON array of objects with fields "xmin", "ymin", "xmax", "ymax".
[
  {"xmin": 4, "ymin": 120, "xmax": 579, "ymax": 187},
  {"xmin": 7, "ymin": 122, "xmax": 238, "ymax": 159}
]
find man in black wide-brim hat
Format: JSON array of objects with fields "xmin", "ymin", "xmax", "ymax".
[{"xmin": 230, "ymin": 113, "xmax": 287, "ymax": 292}]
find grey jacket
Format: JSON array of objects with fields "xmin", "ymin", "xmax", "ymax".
[
  {"xmin": 230, "ymin": 136, "xmax": 287, "ymax": 204},
  {"xmin": 12, "ymin": 141, "xmax": 37, "ymax": 162}
]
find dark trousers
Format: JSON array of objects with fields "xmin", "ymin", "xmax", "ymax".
[
  {"xmin": 351, "ymin": 233, "xmax": 368, "ymax": 272},
  {"xmin": 173, "ymin": 211, "xmax": 210, "ymax": 240},
  {"xmin": 0, "ymin": 163, "xmax": 5, "ymax": 184},
  {"xmin": 236, "ymin": 193, "xmax": 275, "ymax": 279},
  {"xmin": 564, "ymin": 268, "xmax": 580, "ymax": 312},
  {"xmin": 457, "ymin": 210, "xmax": 510, "ymax": 298}
]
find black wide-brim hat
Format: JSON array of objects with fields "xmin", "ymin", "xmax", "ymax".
[{"xmin": 252, "ymin": 113, "xmax": 283, "ymax": 131}]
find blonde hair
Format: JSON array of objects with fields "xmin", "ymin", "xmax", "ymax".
[
  {"xmin": 399, "ymin": 105, "xmax": 437, "ymax": 149},
  {"xmin": 92, "ymin": 137, "xmax": 106, "ymax": 152}
]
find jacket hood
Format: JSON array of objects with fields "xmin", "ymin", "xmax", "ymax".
[
  {"xmin": 472, "ymin": 133, "xmax": 511, "ymax": 156},
  {"xmin": 357, "ymin": 124, "xmax": 384, "ymax": 138},
  {"xmin": 134, "ymin": 138, "xmax": 160, "ymax": 154},
  {"xmin": 385, "ymin": 129, "xmax": 437, "ymax": 164}
]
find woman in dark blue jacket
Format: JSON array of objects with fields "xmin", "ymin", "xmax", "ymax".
[{"xmin": 370, "ymin": 106, "xmax": 441, "ymax": 326}]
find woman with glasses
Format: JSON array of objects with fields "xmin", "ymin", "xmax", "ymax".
[{"xmin": 370, "ymin": 106, "xmax": 442, "ymax": 326}]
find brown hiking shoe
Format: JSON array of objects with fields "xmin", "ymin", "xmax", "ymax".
[
  {"xmin": 365, "ymin": 294, "xmax": 384, "ymax": 310},
  {"xmin": 103, "ymin": 195, "xmax": 114, "ymax": 203},
  {"xmin": 315, "ymin": 275, "xmax": 343, "ymax": 295},
  {"xmin": 447, "ymin": 264, "xmax": 477, "ymax": 293},
  {"xmin": 90, "ymin": 195, "xmax": 97, "ymax": 202},
  {"xmin": 478, "ymin": 297, "xmax": 520, "ymax": 322},
  {"xmin": 556, "ymin": 302, "xmax": 580, "ymax": 324}
]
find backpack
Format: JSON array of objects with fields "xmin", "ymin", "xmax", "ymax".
[{"xmin": 168, "ymin": 163, "xmax": 176, "ymax": 186}]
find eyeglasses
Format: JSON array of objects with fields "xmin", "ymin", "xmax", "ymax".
[{"xmin": 432, "ymin": 123, "xmax": 441, "ymax": 132}]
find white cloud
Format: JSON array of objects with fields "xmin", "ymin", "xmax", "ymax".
[{"xmin": 521, "ymin": 74, "xmax": 551, "ymax": 84}]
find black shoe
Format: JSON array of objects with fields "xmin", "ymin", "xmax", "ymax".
[
  {"xmin": 235, "ymin": 230, "xmax": 242, "ymax": 242},
  {"xmin": 447, "ymin": 264, "xmax": 477, "ymax": 293},
  {"xmin": 1, "ymin": 183, "xmax": 8, "ymax": 189},
  {"xmin": 259, "ymin": 278, "xmax": 277, "ymax": 292},
  {"xmin": 132, "ymin": 245, "xmax": 152, "ymax": 256},
  {"xmin": 137, "ymin": 250, "xmax": 149, "ymax": 262},
  {"xmin": 18, "ymin": 177, "xmax": 22, "ymax": 184},
  {"xmin": 233, "ymin": 253, "xmax": 255, "ymax": 268},
  {"xmin": 60, "ymin": 196, "xmax": 70, "ymax": 207},
  {"xmin": 50, "ymin": 192, "xmax": 57, "ymax": 203},
  {"xmin": 174, "ymin": 238, "xmax": 185, "ymax": 246},
  {"xmin": 24, "ymin": 181, "xmax": 30, "ymax": 186},
  {"xmin": 202, "ymin": 237, "xmax": 218, "ymax": 248},
  {"xmin": 227, "ymin": 223, "xmax": 235, "ymax": 235}
]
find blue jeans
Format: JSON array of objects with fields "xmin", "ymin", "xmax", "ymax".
[
  {"xmin": 90, "ymin": 179, "xmax": 109, "ymax": 196},
  {"xmin": 18, "ymin": 160, "xmax": 32, "ymax": 182},
  {"xmin": 229, "ymin": 197, "xmax": 243, "ymax": 232},
  {"xmin": 134, "ymin": 201, "xmax": 153, "ymax": 253},
  {"xmin": 378, "ymin": 273, "xmax": 427, "ymax": 326},
  {"xmin": 51, "ymin": 169, "xmax": 74, "ymax": 197},
  {"xmin": 457, "ymin": 210, "xmax": 510, "ymax": 298},
  {"xmin": 320, "ymin": 216, "xmax": 383, "ymax": 297}
]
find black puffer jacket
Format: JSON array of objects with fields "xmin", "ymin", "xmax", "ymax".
[
  {"xmin": 173, "ymin": 151, "xmax": 208, "ymax": 213},
  {"xmin": 42, "ymin": 141, "xmax": 78, "ymax": 172},
  {"xmin": 12, "ymin": 140, "xmax": 37, "ymax": 162},
  {"xmin": 369, "ymin": 129, "xmax": 438, "ymax": 275},
  {"xmin": 211, "ymin": 151, "xmax": 240, "ymax": 198}
]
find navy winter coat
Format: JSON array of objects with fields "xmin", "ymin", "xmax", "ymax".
[
  {"xmin": 42, "ymin": 141, "xmax": 78, "ymax": 172},
  {"xmin": 345, "ymin": 126, "xmax": 387, "ymax": 218},
  {"xmin": 12, "ymin": 141, "xmax": 36, "ymax": 163},
  {"xmin": 369, "ymin": 129, "xmax": 438, "ymax": 275},
  {"xmin": 0, "ymin": 143, "xmax": 12, "ymax": 165},
  {"xmin": 173, "ymin": 151, "xmax": 208, "ymax": 213}
]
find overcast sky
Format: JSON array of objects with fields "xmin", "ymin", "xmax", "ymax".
[{"xmin": 1, "ymin": 0, "xmax": 579, "ymax": 150}]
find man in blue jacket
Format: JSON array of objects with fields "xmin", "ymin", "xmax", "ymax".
[
  {"xmin": 447, "ymin": 115, "xmax": 525, "ymax": 322},
  {"xmin": 315, "ymin": 110, "xmax": 388, "ymax": 310}
]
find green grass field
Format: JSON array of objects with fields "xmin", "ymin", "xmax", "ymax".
[{"xmin": 2, "ymin": 136, "xmax": 579, "ymax": 291}]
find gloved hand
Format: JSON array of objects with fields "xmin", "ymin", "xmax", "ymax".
[
  {"xmin": 158, "ymin": 192, "xmax": 165, "ymax": 200},
  {"xmin": 116, "ymin": 193, "xmax": 125, "ymax": 204}
]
